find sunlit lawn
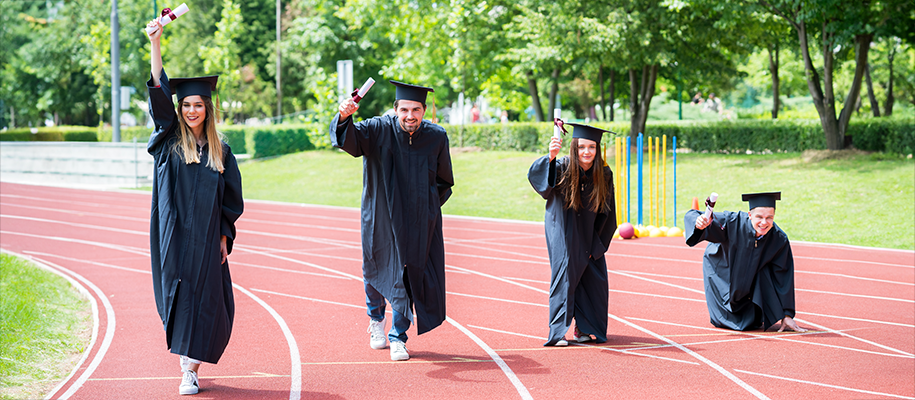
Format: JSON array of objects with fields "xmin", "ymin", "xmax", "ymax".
[{"xmin": 239, "ymin": 148, "xmax": 914, "ymax": 250}]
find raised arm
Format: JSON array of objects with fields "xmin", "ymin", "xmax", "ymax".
[{"xmin": 146, "ymin": 20, "xmax": 163, "ymax": 86}]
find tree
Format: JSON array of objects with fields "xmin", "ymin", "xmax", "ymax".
[{"xmin": 758, "ymin": 0, "xmax": 912, "ymax": 149}]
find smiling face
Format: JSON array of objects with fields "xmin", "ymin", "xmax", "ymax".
[
  {"xmin": 395, "ymin": 99, "xmax": 425, "ymax": 134},
  {"xmin": 181, "ymin": 95, "xmax": 207, "ymax": 134},
  {"xmin": 748, "ymin": 207, "xmax": 775, "ymax": 237},
  {"xmin": 576, "ymin": 138, "xmax": 597, "ymax": 171}
]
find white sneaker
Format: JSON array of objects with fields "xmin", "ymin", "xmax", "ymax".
[
  {"xmin": 368, "ymin": 318, "xmax": 387, "ymax": 349},
  {"xmin": 554, "ymin": 339, "xmax": 569, "ymax": 347},
  {"xmin": 572, "ymin": 326, "xmax": 593, "ymax": 343},
  {"xmin": 390, "ymin": 341, "xmax": 409, "ymax": 361},
  {"xmin": 178, "ymin": 370, "xmax": 198, "ymax": 395}
]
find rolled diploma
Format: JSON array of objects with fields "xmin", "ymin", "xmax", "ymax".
[
  {"xmin": 553, "ymin": 109, "xmax": 562, "ymax": 139},
  {"xmin": 352, "ymin": 77, "xmax": 375, "ymax": 103},
  {"xmin": 145, "ymin": 3, "xmax": 189, "ymax": 34},
  {"xmin": 703, "ymin": 192, "xmax": 718, "ymax": 220}
]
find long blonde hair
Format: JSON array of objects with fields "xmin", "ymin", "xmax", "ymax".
[
  {"xmin": 173, "ymin": 96, "xmax": 225, "ymax": 173},
  {"xmin": 557, "ymin": 138, "xmax": 611, "ymax": 213}
]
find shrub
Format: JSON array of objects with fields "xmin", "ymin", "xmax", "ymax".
[
  {"xmin": 848, "ymin": 118, "xmax": 915, "ymax": 155},
  {"xmin": 1, "ymin": 126, "xmax": 98, "ymax": 142}
]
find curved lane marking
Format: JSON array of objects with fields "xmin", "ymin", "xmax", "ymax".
[
  {"xmin": 235, "ymin": 246, "xmax": 533, "ymax": 399},
  {"xmin": 446, "ymin": 264, "xmax": 771, "ymax": 400},
  {"xmin": 231, "ymin": 285, "xmax": 302, "ymax": 400},
  {"xmin": 1, "ymin": 250, "xmax": 100, "ymax": 400},
  {"xmin": 27, "ymin": 256, "xmax": 116, "ymax": 400}
]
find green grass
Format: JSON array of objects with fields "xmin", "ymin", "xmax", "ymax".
[
  {"xmin": 0, "ymin": 253, "xmax": 92, "ymax": 400},
  {"xmin": 239, "ymin": 149, "xmax": 914, "ymax": 250}
]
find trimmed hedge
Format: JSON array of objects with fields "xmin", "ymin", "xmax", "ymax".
[
  {"xmin": 0, "ymin": 126, "xmax": 97, "ymax": 142},
  {"xmin": 6, "ymin": 118, "xmax": 910, "ymax": 157}
]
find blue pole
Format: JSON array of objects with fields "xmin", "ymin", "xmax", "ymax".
[
  {"xmin": 626, "ymin": 136, "xmax": 631, "ymax": 222},
  {"xmin": 637, "ymin": 133, "xmax": 643, "ymax": 226},
  {"xmin": 673, "ymin": 136, "xmax": 677, "ymax": 227}
]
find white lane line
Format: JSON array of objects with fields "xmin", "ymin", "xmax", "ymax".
[
  {"xmin": 734, "ymin": 369, "xmax": 915, "ymax": 399},
  {"xmin": 796, "ymin": 270, "xmax": 914, "ymax": 286},
  {"xmin": 242, "ymin": 251, "xmax": 533, "ymax": 399},
  {"xmin": 798, "ymin": 288, "xmax": 914, "ymax": 303},
  {"xmin": 231, "ymin": 261, "xmax": 351, "ymax": 280},
  {"xmin": 446, "ymin": 318, "xmax": 533, "ymax": 400},
  {"xmin": 25, "ymin": 251, "xmax": 150, "ymax": 274},
  {"xmin": 795, "ymin": 255, "xmax": 914, "ymax": 270},
  {"xmin": 231, "ymin": 285, "xmax": 301, "ymax": 400},
  {"xmin": 611, "ymin": 270, "xmax": 705, "ymax": 294},
  {"xmin": 448, "ymin": 292, "xmax": 546, "ymax": 308},
  {"xmin": 1, "ymin": 213, "xmax": 147, "ymax": 236},
  {"xmin": 251, "ymin": 289, "xmax": 364, "ymax": 310},
  {"xmin": 1, "ymin": 250, "xmax": 100, "ymax": 400},
  {"xmin": 794, "ymin": 318, "xmax": 915, "ymax": 357},
  {"xmin": 449, "ymin": 265, "xmax": 770, "ymax": 399},
  {"xmin": 617, "ymin": 270, "xmax": 703, "ymax": 281},
  {"xmin": 29, "ymin": 257, "xmax": 116, "ymax": 400},
  {"xmin": 609, "ymin": 289, "xmax": 706, "ymax": 303},
  {"xmin": 0, "ymin": 203, "xmax": 148, "ymax": 222},
  {"xmin": 0, "ymin": 231, "xmax": 150, "ymax": 256},
  {"xmin": 799, "ymin": 312, "xmax": 914, "ymax": 328},
  {"xmin": 16, "ymin": 248, "xmax": 305, "ymax": 399},
  {"xmin": 467, "ymin": 324, "xmax": 700, "ymax": 366},
  {"xmin": 627, "ymin": 317, "xmax": 914, "ymax": 358}
]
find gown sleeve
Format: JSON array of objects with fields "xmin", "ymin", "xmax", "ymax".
[
  {"xmin": 685, "ymin": 209, "xmax": 728, "ymax": 247},
  {"xmin": 436, "ymin": 133, "xmax": 454, "ymax": 206},
  {"xmin": 329, "ymin": 113, "xmax": 385, "ymax": 158},
  {"xmin": 147, "ymin": 70, "xmax": 177, "ymax": 155},
  {"xmin": 220, "ymin": 145, "xmax": 244, "ymax": 255},
  {"xmin": 528, "ymin": 156, "xmax": 561, "ymax": 199},
  {"xmin": 590, "ymin": 166, "xmax": 618, "ymax": 260}
]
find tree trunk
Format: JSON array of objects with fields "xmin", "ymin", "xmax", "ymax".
[
  {"xmin": 768, "ymin": 43, "xmax": 780, "ymax": 119},
  {"xmin": 609, "ymin": 69, "xmax": 615, "ymax": 122},
  {"xmin": 796, "ymin": 21, "xmax": 842, "ymax": 149},
  {"xmin": 527, "ymin": 70, "xmax": 544, "ymax": 122},
  {"xmin": 628, "ymin": 65, "xmax": 658, "ymax": 143},
  {"xmin": 598, "ymin": 66, "xmax": 606, "ymax": 121},
  {"xmin": 865, "ymin": 63, "xmax": 881, "ymax": 117},
  {"xmin": 885, "ymin": 43, "xmax": 896, "ymax": 116},
  {"xmin": 546, "ymin": 67, "xmax": 561, "ymax": 119},
  {"xmin": 837, "ymin": 34, "xmax": 873, "ymax": 144}
]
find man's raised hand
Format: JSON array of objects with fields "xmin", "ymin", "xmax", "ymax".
[{"xmin": 339, "ymin": 98, "xmax": 358, "ymax": 119}]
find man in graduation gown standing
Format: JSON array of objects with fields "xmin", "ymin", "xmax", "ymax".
[
  {"xmin": 330, "ymin": 80, "xmax": 453, "ymax": 361},
  {"xmin": 685, "ymin": 192, "xmax": 806, "ymax": 332}
]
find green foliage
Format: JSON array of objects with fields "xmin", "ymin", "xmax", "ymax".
[
  {"xmin": 236, "ymin": 149, "xmax": 915, "ymax": 250},
  {"xmin": 246, "ymin": 123, "xmax": 328, "ymax": 158},
  {"xmin": 96, "ymin": 126, "xmax": 150, "ymax": 143},
  {"xmin": 0, "ymin": 254, "xmax": 92, "ymax": 400},
  {"xmin": 0, "ymin": 126, "xmax": 98, "ymax": 142},
  {"xmin": 848, "ymin": 118, "xmax": 915, "ymax": 155}
]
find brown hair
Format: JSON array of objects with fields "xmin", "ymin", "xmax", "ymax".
[
  {"xmin": 557, "ymin": 138, "xmax": 611, "ymax": 213},
  {"xmin": 174, "ymin": 96, "xmax": 225, "ymax": 173}
]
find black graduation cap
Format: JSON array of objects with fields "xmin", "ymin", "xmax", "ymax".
[
  {"xmin": 171, "ymin": 75, "xmax": 219, "ymax": 101},
  {"xmin": 742, "ymin": 191, "xmax": 781, "ymax": 210},
  {"xmin": 566, "ymin": 122, "xmax": 613, "ymax": 143},
  {"xmin": 390, "ymin": 80, "xmax": 434, "ymax": 105}
]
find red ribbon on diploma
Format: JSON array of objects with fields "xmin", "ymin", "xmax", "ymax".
[
  {"xmin": 553, "ymin": 118, "xmax": 568, "ymax": 136},
  {"xmin": 162, "ymin": 7, "xmax": 177, "ymax": 21}
]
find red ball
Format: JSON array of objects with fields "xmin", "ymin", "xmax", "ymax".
[{"xmin": 619, "ymin": 222, "xmax": 635, "ymax": 239}]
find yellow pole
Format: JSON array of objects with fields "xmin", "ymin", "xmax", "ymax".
[
  {"xmin": 662, "ymin": 134, "xmax": 667, "ymax": 227},
  {"xmin": 614, "ymin": 137, "xmax": 621, "ymax": 225},
  {"xmin": 656, "ymin": 137, "xmax": 660, "ymax": 226},
  {"xmin": 648, "ymin": 136, "xmax": 653, "ymax": 227}
]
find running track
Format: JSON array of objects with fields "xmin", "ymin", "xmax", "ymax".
[{"xmin": 1, "ymin": 181, "xmax": 913, "ymax": 399}]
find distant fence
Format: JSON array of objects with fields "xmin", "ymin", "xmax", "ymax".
[{"xmin": 0, "ymin": 140, "xmax": 154, "ymax": 188}]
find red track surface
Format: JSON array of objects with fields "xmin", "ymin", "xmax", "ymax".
[{"xmin": 1, "ymin": 181, "xmax": 913, "ymax": 400}]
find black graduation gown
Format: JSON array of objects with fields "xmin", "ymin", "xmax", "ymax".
[
  {"xmin": 684, "ymin": 209, "xmax": 797, "ymax": 331},
  {"xmin": 148, "ymin": 71, "xmax": 244, "ymax": 363},
  {"xmin": 528, "ymin": 156, "xmax": 617, "ymax": 345},
  {"xmin": 329, "ymin": 113, "xmax": 454, "ymax": 335}
]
